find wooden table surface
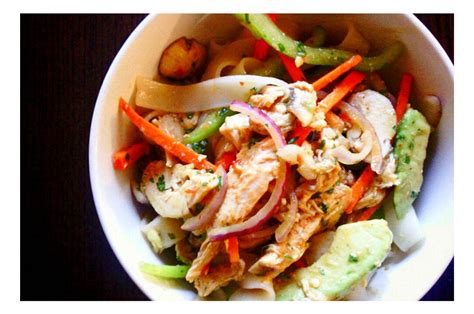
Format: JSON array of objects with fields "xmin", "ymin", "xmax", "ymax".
[{"xmin": 20, "ymin": 14, "xmax": 454, "ymax": 301}]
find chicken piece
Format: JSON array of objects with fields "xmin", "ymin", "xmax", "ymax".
[
  {"xmin": 277, "ymin": 141, "xmax": 337, "ymax": 181},
  {"xmin": 186, "ymin": 138, "xmax": 279, "ymax": 296},
  {"xmin": 250, "ymin": 103, "xmax": 295, "ymax": 135},
  {"xmin": 194, "ymin": 259, "xmax": 246, "ymax": 297},
  {"xmin": 151, "ymin": 113, "xmax": 185, "ymax": 167},
  {"xmin": 158, "ymin": 37, "xmax": 207, "ymax": 80},
  {"xmin": 354, "ymin": 184, "xmax": 386, "ymax": 211},
  {"xmin": 248, "ymin": 184, "xmax": 352, "ymax": 279},
  {"xmin": 219, "ymin": 113, "xmax": 252, "ymax": 149},
  {"xmin": 249, "ymin": 85, "xmax": 287, "ymax": 108},
  {"xmin": 375, "ymin": 152, "xmax": 399, "ymax": 188},
  {"xmin": 141, "ymin": 161, "xmax": 218, "ymax": 218},
  {"xmin": 287, "ymin": 82, "xmax": 317, "ymax": 127}
]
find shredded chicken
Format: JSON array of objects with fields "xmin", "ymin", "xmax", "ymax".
[
  {"xmin": 248, "ymin": 184, "xmax": 352, "ymax": 279},
  {"xmin": 219, "ymin": 113, "xmax": 251, "ymax": 150},
  {"xmin": 186, "ymin": 138, "xmax": 279, "ymax": 296}
]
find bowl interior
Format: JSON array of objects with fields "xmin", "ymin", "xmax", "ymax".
[{"xmin": 89, "ymin": 14, "xmax": 453, "ymax": 301}]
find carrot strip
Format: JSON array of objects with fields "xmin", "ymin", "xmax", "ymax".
[
  {"xmin": 119, "ymin": 98, "xmax": 215, "ymax": 171},
  {"xmin": 278, "ymin": 52, "xmax": 307, "ymax": 82},
  {"xmin": 345, "ymin": 165, "xmax": 375, "ymax": 214},
  {"xmin": 355, "ymin": 204, "xmax": 380, "ymax": 222},
  {"xmin": 112, "ymin": 142, "xmax": 150, "ymax": 170},
  {"xmin": 252, "ymin": 14, "xmax": 277, "ymax": 61},
  {"xmin": 317, "ymin": 70, "xmax": 366, "ymax": 114},
  {"xmin": 288, "ymin": 120, "xmax": 313, "ymax": 146},
  {"xmin": 216, "ymin": 151, "xmax": 237, "ymax": 172},
  {"xmin": 312, "ymin": 55, "xmax": 363, "ymax": 91},
  {"xmin": 253, "ymin": 39, "xmax": 271, "ymax": 61},
  {"xmin": 395, "ymin": 73, "xmax": 414, "ymax": 122},
  {"xmin": 225, "ymin": 236, "xmax": 240, "ymax": 263}
]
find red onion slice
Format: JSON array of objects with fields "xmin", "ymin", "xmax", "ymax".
[
  {"xmin": 338, "ymin": 101, "xmax": 384, "ymax": 174},
  {"xmin": 275, "ymin": 191, "xmax": 298, "ymax": 243},
  {"xmin": 207, "ymin": 101, "xmax": 288, "ymax": 241},
  {"xmin": 180, "ymin": 165, "xmax": 228, "ymax": 231}
]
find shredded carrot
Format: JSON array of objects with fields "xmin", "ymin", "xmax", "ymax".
[
  {"xmin": 119, "ymin": 98, "xmax": 215, "ymax": 171},
  {"xmin": 112, "ymin": 142, "xmax": 150, "ymax": 170},
  {"xmin": 215, "ymin": 151, "xmax": 237, "ymax": 172},
  {"xmin": 288, "ymin": 120, "xmax": 313, "ymax": 146},
  {"xmin": 395, "ymin": 73, "xmax": 414, "ymax": 122},
  {"xmin": 355, "ymin": 204, "xmax": 381, "ymax": 222},
  {"xmin": 317, "ymin": 71, "xmax": 366, "ymax": 114},
  {"xmin": 253, "ymin": 39, "xmax": 271, "ymax": 61},
  {"xmin": 278, "ymin": 52, "xmax": 307, "ymax": 82},
  {"xmin": 312, "ymin": 55, "xmax": 363, "ymax": 91},
  {"xmin": 252, "ymin": 14, "xmax": 277, "ymax": 61},
  {"xmin": 225, "ymin": 236, "xmax": 240, "ymax": 263},
  {"xmin": 345, "ymin": 165, "xmax": 375, "ymax": 214}
]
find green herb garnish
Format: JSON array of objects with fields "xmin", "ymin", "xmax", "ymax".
[{"xmin": 157, "ymin": 175, "xmax": 166, "ymax": 191}]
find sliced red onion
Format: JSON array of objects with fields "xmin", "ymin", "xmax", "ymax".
[
  {"xmin": 180, "ymin": 165, "xmax": 228, "ymax": 231},
  {"xmin": 239, "ymin": 225, "xmax": 277, "ymax": 242},
  {"xmin": 207, "ymin": 101, "xmax": 288, "ymax": 241},
  {"xmin": 275, "ymin": 191, "xmax": 298, "ymax": 243},
  {"xmin": 338, "ymin": 101, "xmax": 384, "ymax": 174}
]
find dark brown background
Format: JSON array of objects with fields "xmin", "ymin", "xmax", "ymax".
[{"xmin": 20, "ymin": 14, "xmax": 454, "ymax": 301}]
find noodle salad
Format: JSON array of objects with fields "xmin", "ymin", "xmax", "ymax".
[{"xmin": 112, "ymin": 14, "xmax": 442, "ymax": 300}]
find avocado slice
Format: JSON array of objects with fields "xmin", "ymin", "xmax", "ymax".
[
  {"xmin": 275, "ymin": 220, "xmax": 393, "ymax": 301},
  {"xmin": 393, "ymin": 109, "xmax": 431, "ymax": 219}
]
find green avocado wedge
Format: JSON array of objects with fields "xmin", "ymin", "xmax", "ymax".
[
  {"xmin": 275, "ymin": 220, "xmax": 393, "ymax": 301},
  {"xmin": 394, "ymin": 109, "xmax": 431, "ymax": 219}
]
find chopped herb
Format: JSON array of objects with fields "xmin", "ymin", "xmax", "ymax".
[
  {"xmin": 277, "ymin": 43, "xmax": 286, "ymax": 52},
  {"xmin": 217, "ymin": 176, "xmax": 222, "ymax": 191},
  {"xmin": 409, "ymin": 141, "xmax": 415, "ymax": 149},
  {"xmin": 348, "ymin": 253, "xmax": 359, "ymax": 263},
  {"xmin": 218, "ymin": 107, "xmax": 230, "ymax": 117},
  {"xmin": 410, "ymin": 190, "xmax": 419, "ymax": 199},
  {"xmin": 185, "ymin": 128, "xmax": 194, "ymax": 134},
  {"xmin": 336, "ymin": 181, "xmax": 341, "ymax": 186},
  {"xmin": 397, "ymin": 134, "xmax": 406, "ymax": 141},
  {"xmin": 186, "ymin": 112, "xmax": 194, "ymax": 119},
  {"xmin": 370, "ymin": 264, "xmax": 377, "ymax": 270},
  {"xmin": 244, "ymin": 14, "xmax": 250, "ymax": 24},
  {"xmin": 190, "ymin": 139, "xmax": 208, "ymax": 154},
  {"xmin": 149, "ymin": 177, "xmax": 155, "ymax": 183},
  {"xmin": 319, "ymin": 139, "xmax": 326, "ymax": 149},
  {"xmin": 327, "ymin": 188, "xmax": 334, "ymax": 194},
  {"xmin": 284, "ymin": 254, "xmax": 293, "ymax": 260},
  {"xmin": 157, "ymin": 175, "xmax": 166, "ymax": 191},
  {"xmin": 392, "ymin": 125, "xmax": 397, "ymax": 132},
  {"xmin": 319, "ymin": 202, "xmax": 329, "ymax": 213},
  {"xmin": 202, "ymin": 182, "xmax": 209, "ymax": 187},
  {"xmin": 199, "ymin": 232, "xmax": 207, "ymax": 241},
  {"xmin": 168, "ymin": 233, "xmax": 176, "ymax": 240},
  {"xmin": 277, "ymin": 272, "xmax": 291, "ymax": 280},
  {"xmin": 319, "ymin": 267, "xmax": 326, "ymax": 275},
  {"xmin": 311, "ymin": 192, "xmax": 322, "ymax": 199},
  {"xmin": 250, "ymin": 87, "xmax": 258, "ymax": 93},
  {"xmin": 195, "ymin": 203, "xmax": 204, "ymax": 214},
  {"xmin": 404, "ymin": 155, "xmax": 411, "ymax": 164},
  {"xmin": 206, "ymin": 169, "xmax": 214, "ymax": 174},
  {"xmin": 295, "ymin": 41, "xmax": 306, "ymax": 56},
  {"xmin": 287, "ymin": 137, "xmax": 298, "ymax": 144},
  {"xmin": 308, "ymin": 131, "xmax": 317, "ymax": 142},
  {"xmin": 248, "ymin": 136, "xmax": 262, "ymax": 148}
]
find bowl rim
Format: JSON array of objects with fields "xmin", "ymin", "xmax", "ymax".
[{"xmin": 89, "ymin": 13, "xmax": 454, "ymax": 301}]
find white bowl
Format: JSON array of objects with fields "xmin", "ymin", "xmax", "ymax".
[{"xmin": 89, "ymin": 14, "xmax": 453, "ymax": 301}]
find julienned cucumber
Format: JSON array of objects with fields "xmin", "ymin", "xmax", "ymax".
[
  {"xmin": 393, "ymin": 109, "xmax": 431, "ymax": 219},
  {"xmin": 234, "ymin": 14, "xmax": 403, "ymax": 72}
]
